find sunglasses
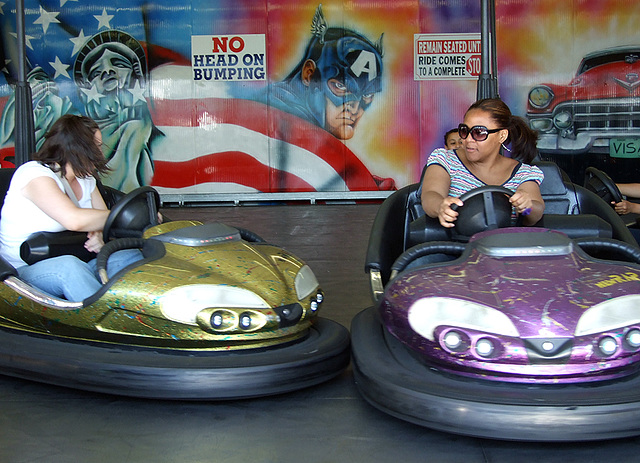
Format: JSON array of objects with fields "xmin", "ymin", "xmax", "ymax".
[{"xmin": 458, "ymin": 124, "xmax": 504, "ymax": 142}]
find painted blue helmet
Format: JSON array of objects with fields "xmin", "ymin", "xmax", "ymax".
[{"xmin": 283, "ymin": 6, "xmax": 384, "ymax": 126}]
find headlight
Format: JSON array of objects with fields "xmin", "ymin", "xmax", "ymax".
[
  {"xmin": 475, "ymin": 337, "xmax": 495, "ymax": 357},
  {"xmin": 310, "ymin": 291, "xmax": 324, "ymax": 312},
  {"xmin": 161, "ymin": 284, "xmax": 269, "ymax": 324},
  {"xmin": 553, "ymin": 110, "xmax": 573, "ymax": 129},
  {"xmin": 239, "ymin": 312, "xmax": 253, "ymax": 330},
  {"xmin": 199, "ymin": 308, "xmax": 268, "ymax": 332},
  {"xmin": 575, "ymin": 295, "xmax": 640, "ymax": 336},
  {"xmin": 294, "ymin": 265, "xmax": 319, "ymax": 300},
  {"xmin": 528, "ymin": 86, "xmax": 554, "ymax": 109},
  {"xmin": 529, "ymin": 118, "xmax": 554, "ymax": 132},
  {"xmin": 598, "ymin": 336, "xmax": 618, "ymax": 356},
  {"xmin": 627, "ymin": 329, "xmax": 640, "ymax": 348},
  {"xmin": 443, "ymin": 330, "xmax": 463, "ymax": 349},
  {"xmin": 408, "ymin": 297, "xmax": 519, "ymax": 341},
  {"xmin": 441, "ymin": 329, "xmax": 470, "ymax": 352}
]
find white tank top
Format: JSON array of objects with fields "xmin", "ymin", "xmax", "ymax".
[{"xmin": 0, "ymin": 161, "xmax": 96, "ymax": 268}]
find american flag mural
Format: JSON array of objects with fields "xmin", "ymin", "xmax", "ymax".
[
  {"xmin": 0, "ymin": 1, "xmax": 414, "ymax": 195},
  {"xmin": 5, "ymin": 1, "xmax": 634, "ymax": 193}
]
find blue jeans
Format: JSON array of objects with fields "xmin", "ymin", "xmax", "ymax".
[{"xmin": 17, "ymin": 249, "xmax": 143, "ymax": 302}]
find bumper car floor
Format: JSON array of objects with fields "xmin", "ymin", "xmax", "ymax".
[{"xmin": 2, "ymin": 203, "xmax": 640, "ymax": 462}]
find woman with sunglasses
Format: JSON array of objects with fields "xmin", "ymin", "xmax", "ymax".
[{"xmin": 421, "ymin": 98, "xmax": 544, "ymax": 228}]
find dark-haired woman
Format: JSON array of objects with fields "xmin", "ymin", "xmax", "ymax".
[
  {"xmin": 0, "ymin": 114, "xmax": 140, "ymax": 301},
  {"xmin": 421, "ymin": 98, "xmax": 545, "ymax": 228}
]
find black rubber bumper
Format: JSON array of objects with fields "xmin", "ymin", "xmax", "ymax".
[
  {"xmin": 351, "ymin": 306, "xmax": 640, "ymax": 442},
  {"xmin": 0, "ymin": 318, "xmax": 350, "ymax": 400}
]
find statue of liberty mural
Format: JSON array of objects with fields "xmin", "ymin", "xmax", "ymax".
[
  {"xmin": 73, "ymin": 30, "xmax": 161, "ymax": 192},
  {"xmin": 1, "ymin": 30, "xmax": 159, "ymax": 192},
  {"xmin": 0, "ymin": 66, "xmax": 77, "ymax": 157}
]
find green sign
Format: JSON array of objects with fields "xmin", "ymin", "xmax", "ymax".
[{"xmin": 610, "ymin": 139, "xmax": 640, "ymax": 158}]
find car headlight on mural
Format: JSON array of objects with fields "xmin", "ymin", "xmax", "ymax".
[
  {"xmin": 528, "ymin": 85, "xmax": 554, "ymax": 109},
  {"xmin": 553, "ymin": 109, "xmax": 573, "ymax": 131}
]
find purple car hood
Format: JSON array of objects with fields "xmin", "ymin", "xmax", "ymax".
[
  {"xmin": 384, "ymin": 229, "xmax": 640, "ymax": 337},
  {"xmin": 379, "ymin": 229, "xmax": 640, "ymax": 383}
]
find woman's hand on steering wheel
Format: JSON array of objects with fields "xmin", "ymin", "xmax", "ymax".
[
  {"xmin": 509, "ymin": 190, "xmax": 534, "ymax": 216},
  {"xmin": 613, "ymin": 199, "xmax": 639, "ymax": 215},
  {"xmin": 438, "ymin": 196, "xmax": 464, "ymax": 228}
]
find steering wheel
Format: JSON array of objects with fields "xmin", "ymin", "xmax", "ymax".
[
  {"xmin": 584, "ymin": 167, "xmax": 623, "ymax": 205},
  {"xmin": 102, "ymin": 186, "xmax": 161, "ymax": 241},
  {"xmin": 449, "ymin": 185, "xmax": 514, "ymax": 241}
]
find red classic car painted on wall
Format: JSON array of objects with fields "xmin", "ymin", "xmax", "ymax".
[{"xmin": 527, "ymin": 46, "xmax": 640, "ymax": 159}]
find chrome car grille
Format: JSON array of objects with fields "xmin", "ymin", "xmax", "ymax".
[{"xmin": 557, "ymin": 98, "xmax": 640, "ymax": 132}]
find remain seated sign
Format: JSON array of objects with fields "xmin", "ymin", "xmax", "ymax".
[{"xmin": 414, "ymin": 33, "xmax": 481, "ymax": 81}]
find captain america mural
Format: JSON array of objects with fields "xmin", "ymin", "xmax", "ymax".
[
  {"xmin": 247, "ymin": 4, "xmax": 394, "ymax": 190},
  {"xmin": 264, "ymin": 5, "xmax": 384, "ymax": 141}
]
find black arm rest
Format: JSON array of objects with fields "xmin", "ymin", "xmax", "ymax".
[
  {"xmin": 365, "ymin": 184, "xmax": 415, "ymax": 285},
  {"xmin": 575, "ymin": 237, "xmax": 640, "ymax": 264},
  {"xmin": 534, "ymin": 214, "xmax": 612, "ymax": 239},
  {"xmin": 391, "ymin": 241, "xmax": 466, "ymax": 276},
  {"xmin": 20, "ymin": 231, "xmax": 93, "ymax": 265}
]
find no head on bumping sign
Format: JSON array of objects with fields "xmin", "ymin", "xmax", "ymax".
[
  {"xmin": 414, "ymin": 33, "xmax": 482, "ymax": 81},
  {"xmin": 192, "ymin": 34, "xmax": 267, "ymax": 81}
]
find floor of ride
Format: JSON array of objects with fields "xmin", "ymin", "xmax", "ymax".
[{"xmin": 1, "ymin": 203, "xmax": 639, "ymax": 462}]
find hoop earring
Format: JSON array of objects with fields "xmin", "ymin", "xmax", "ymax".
[{"xmin": 501, "ymin": 143, "xmax": 512, "ymax": 153}]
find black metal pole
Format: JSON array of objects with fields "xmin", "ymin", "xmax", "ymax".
[
  {"xmin": 476, "ymin": 0, "xmax": 499, "ymax": 100},
  {"xmin": 14, "ymin": 0, "xmax": 36, "ymax": 166},
  {"xmin": 489, "ymin": 0, "xmax": 498, "ymax": 90}
]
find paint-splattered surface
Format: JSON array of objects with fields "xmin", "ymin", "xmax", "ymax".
[
  {"xmin": 380, "ymin": 229, "xmax": 640, "ymax": 383},
  {"xmin": 0, "ymin": 220, "xmax": 322, "ymax": 350}
]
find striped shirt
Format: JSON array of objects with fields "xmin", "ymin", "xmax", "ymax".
[{"xmin": 426, "ymin": 148, "xmax": 544, "ymax": 197}]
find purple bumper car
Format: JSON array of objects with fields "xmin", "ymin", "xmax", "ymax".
[{"xmin": 351, "ymin": 162, "xmax": 640, "ymax": 441}]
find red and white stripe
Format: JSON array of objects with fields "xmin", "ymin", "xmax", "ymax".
[{"xmin": 149, "ymin": 96, "xmax": 383, "ymax": 193}]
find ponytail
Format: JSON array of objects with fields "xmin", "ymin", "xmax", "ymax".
[{"xmin": 506, "ymin": 115, "xmax": 539, "ymax": 163}]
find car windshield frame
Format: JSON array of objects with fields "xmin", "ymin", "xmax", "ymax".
[{"xmin": 578, "ymin": 50, "xmax": 640, "ymax": 75}]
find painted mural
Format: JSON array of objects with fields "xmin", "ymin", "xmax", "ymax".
[{"xmin": 0, "ymin": 0, "xmax": 639, "ymax": 197}]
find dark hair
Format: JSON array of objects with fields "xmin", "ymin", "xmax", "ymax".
[
  {"xmin": 33, "ymin": 115, "xmax": 110, "ymax": 178},
  {"xmin": 467, "ymin": 98, "xmax": 539, "ymax": 163},
  {"xmin": 444, "ymin": 128, "xmax": 459, "ymax": 146}
]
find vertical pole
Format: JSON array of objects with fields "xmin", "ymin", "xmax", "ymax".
[
  {"xmin": 476, "ymin": 0, "xmax": 498, "ymax": 100},
  {"xmin": 489, "ymin": 0, "xmax": 498, "ymax": 89},
  {"xmin": 14, "ymin": 0, "xmax": 36, "ymax": 166}
]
